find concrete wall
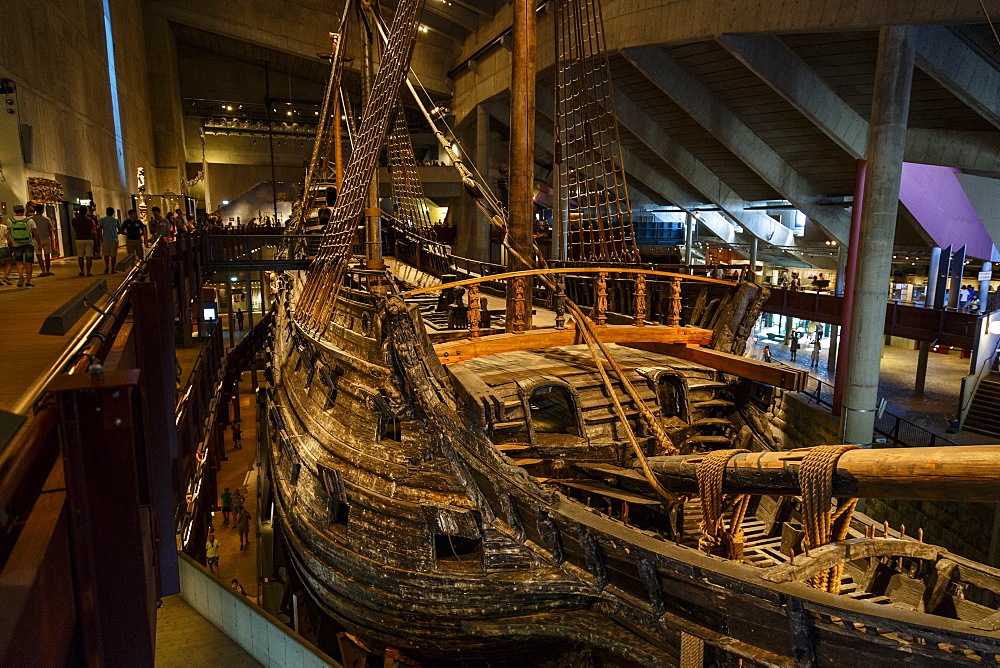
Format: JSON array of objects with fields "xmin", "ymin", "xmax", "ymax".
[
  {"xmin": 0, "ymin": 0, "xmax": 156, "ymax": 212},
  {"xmin": 177, "ymin": 553, "xmax": 338, "ymax": 666},
  {"xmin": 148, "ymin": 0, "xmax": 453, "ymax": 95}
]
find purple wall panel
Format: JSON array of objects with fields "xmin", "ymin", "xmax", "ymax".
[{"xmin": 898, "ymin": 162, "xmax": 992, "ymax": 259}]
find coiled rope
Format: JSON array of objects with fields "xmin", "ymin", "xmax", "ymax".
[
  {"xmin": 697, "ymin": 449, "xmax": 750, "ymax": 560},
  {"xmin": 798, "ymin": 445, "xmax": 860, "ymax": 593}
]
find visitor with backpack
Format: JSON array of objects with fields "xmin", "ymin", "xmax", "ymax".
[{"xmin": 6, "ymin": 205, "xmax": 40, "ymax": 288}]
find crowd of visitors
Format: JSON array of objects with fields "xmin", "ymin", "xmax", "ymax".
[{"xmin": 0, "ymin": 201, "xmax": 233, "ymax": 289}]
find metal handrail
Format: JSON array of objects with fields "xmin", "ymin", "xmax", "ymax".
[{"xmin": 800, "ymin": 374, "xmax": 957, "ymax": 447}]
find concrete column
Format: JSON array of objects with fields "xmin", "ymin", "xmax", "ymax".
[
  {"xmin": 947, "ymin": 245, "xmax": 966, "ymax": 309},
  {"xmin": 143, "ymin": 9, "xmax": 187, "ymax": 195},
  {"xmin": 981, "ymin": 261, "xmax": 993, "ymax": 310},
  {"xmin": 842, "ymin": 25, "xmax": 915, "ymax": 446},
  {"xmin": 470, "ymin": 104, "xmax": 492, "ymax": 261},
  {"xmin": 748, "ymin": 237, "xmax": 758, "ymax": 280},
  {"xmin": 914, "ymin": 341, "xmax": 930, "ymax": 397},
  {"xmin": 925, "ymin": 246, "xmax": 941, "ymax": 307}
]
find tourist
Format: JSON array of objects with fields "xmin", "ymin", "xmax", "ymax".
[
  {"xmin": 122, "ymin": 209, "xmax": 148, "ymax": 258},
  {"xmin": 235, "ymin": 309, "xmax": 245, "ymax": 330},
  {"xmin": 232, "ymin": 421, "xmax": 243, "ymax": 450},
  {"xmin": 98, "ymin": 207, "xmax": 121, "ymax": 274},
  {"xmin": 206, "ymin": 532, "xmax": 221, "ymax": 575},
  {"xmin": 789, "ymin": 333, "xmax": 800, "ymax": 362},
  {"xmin": 236, "ymin": 508, "xmax": 251, "ymax": 550},
  {"xmin": 959, "ymin": 285, "xmax": 970, "ymax": 309},
  {"xmin": 810, "ymin": 339, "xmax": 821, "ymax": 368},
  {"xmin": 231, "ymin": 579, "xmax": 247, "ymax": 596},
  {"xmin": 231, "ymin": 489, "xmax": 244, "ymax": 518},
  {"xmin": 0, "ymin": 218, "xmax": 13, "ymax": 285},
  {"xmin": 32, "ymin": 205, "xmax": 56, "ymax": 277},
  {"xmin": 149, "ymin": 206, "xmax": 169, "ymax": 242},
  {"xmin": 7, "ymin": 204, "xmax": 40, "ymax": 288},
  {"xmin": 72, "ymin": 208, "xmax": 96, "ymax": 276},
  {"xmin": 762, "ymin": 345, "xmax": 772, "ymax": 363},
  {"xmin": 220, "ymin": 487, "xmax": 232, "ymax": 526}
]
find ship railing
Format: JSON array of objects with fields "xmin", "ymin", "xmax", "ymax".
[
  {"xmin": 800, "ymin": 375, "xmax": 957, "ymax": 448},
  {"xmin": 201, "ymin": 230, "xmax": 323, "ymax": 271},
  {"xmin": 401, "ymin": 266, "xmax": 736, "ymax": 338}
]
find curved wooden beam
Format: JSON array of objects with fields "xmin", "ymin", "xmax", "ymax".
[
  {"xmin": 761, "ymin": 538, "xmax": 944, "ymax": 584},
  {"xmin": 433, "ymin": 325, "xmax": 714, "ymax": 364},
  {"xmin": 401, "ymin": 266, "xmax": 736, "ymax": 297}
]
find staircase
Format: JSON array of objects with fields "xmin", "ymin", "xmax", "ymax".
[{"xmin": 965, "ymin": 372, "xmax": 1000, "ymax": 438}]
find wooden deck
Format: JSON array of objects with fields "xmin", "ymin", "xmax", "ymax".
[{"xmin": 0, "ymin": 257, "xmax": 132, "ymax": 412}]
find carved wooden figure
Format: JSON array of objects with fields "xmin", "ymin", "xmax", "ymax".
[
  {"xmin": 634, "ymin": 274, "xmax": 647, "ymax": 327},
  {"xmin": 468, "ymin": 283, "xmax": 481, "ymax": 340},
  {"xmin": 595, "ymin": 272, "xmax": 608, "ymax": 326},
  {"xmin": 668, "ymin": 278, "xmax": 682, "ymax": 326}
]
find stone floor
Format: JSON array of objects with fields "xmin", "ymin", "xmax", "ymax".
[
  {"xmin": 210, "ymin": 373, "xmax": 263, "ymax": 602},
  {"xmin": 754, "ymin": 327, "xmax": 993, "ymax": 445}
]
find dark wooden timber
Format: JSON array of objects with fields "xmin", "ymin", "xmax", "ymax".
[
  {"xmin": 646, "ymin": 446, "xmax": 1000, "ymax": 501},
  {"xmin": 626, "ymin": 342, "xmax": 808, "ymax": 391},
  {"xmin": 506, "ymin": 0, "xmax": 536, "ymax": 331}
]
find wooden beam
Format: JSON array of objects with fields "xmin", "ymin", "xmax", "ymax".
[
  {"xmin": 646, "ymin": 445, "xmax": 1000, "ymax": 502},
  {"xmin": 433, "ymin": 325, "xmax": 713, "ymax": 364},
  {"xmin": 761, "ymin": 538, "xmax": 944, "ymax": 584},
  {"xmin": 623, "ymin": 343, "xmax": 807, "ymax": 391}
]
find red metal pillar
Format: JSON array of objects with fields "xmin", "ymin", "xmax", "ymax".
[{"xmin": 832, "ymin": 159, "xmax": 866, "ymax": 416}]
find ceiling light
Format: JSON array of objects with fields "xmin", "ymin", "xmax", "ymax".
[
  {"xmin": 221, "ymin": 200, "xmax": 230, "ymax": 205},
  {"xmin": 418, "ymin": 25, "xmax": 428, "ymax": 32},
  {"xmin": 287, "ymin": 110, "xmax": 293, "ymax": 116}
]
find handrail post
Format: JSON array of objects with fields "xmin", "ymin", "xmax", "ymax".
[
  {"xmin": 468, "ymin": 283, "xmax": 481, "ymax": 340},
  {"xmin": 594, "ymin": 272, "xmax": 608, "ymax": 326},
  {"xmin": 554, "ymin": 274, "xmax": 567, "ymax": 330},
  {"xmin": 634, "ymin": 274, "xmax": 647, "ymax": 327},
  {"xmin": 668, "ymin": 278, "xmax": 682, "ymax": 327}
]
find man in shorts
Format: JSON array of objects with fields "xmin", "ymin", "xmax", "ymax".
[
  {"xmin": 31, "ymin": 205, "xmax": 56, "ymax": 276},
  {"xmin": 220, "ymin": 487, "xmax": 232, "ymax": 526},
  {"xmin": 206, "ymin": 531, "xmax": 221, "ymax": 575},
  {"xmin": 6, "ymin": 205, "xmax": 40, "ymax": 288},
  {"xmin": 121, "ymin": 209, "xmax": 147, "ymax": 258},
  {"xmin": 97, "ymin": 207, "xmax": 120, "ymax": 273},
  {"xmin": 72, "ymin": 208, "xmax": 96, "ymax": 276}
]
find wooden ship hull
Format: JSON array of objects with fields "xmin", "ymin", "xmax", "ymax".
[{"xmin": 265, "ymin": 269, "xmax": 1000, "ymax": 666}]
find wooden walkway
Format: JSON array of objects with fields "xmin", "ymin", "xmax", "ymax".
[
  {"xmin": 155, "ymin": 595, "xmax": 261, "ymax": 667},
  {"xmin": 0, "ymin": 256, "xmax": 130, "ymax": 412}
]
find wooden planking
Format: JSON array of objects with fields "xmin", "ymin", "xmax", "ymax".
[
  {"xmin": 547, "ymin": 479, "xmax": 662, "ymax": 505},
  {"xmin": 0, "ymin": 259, "xmax": 131, "ymax": 412}
]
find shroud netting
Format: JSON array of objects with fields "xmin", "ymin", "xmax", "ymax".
[
  {"xmin": 296, "ymin": 0, "xmax": 426, "ymax": 333},
  {"xmin": 386, "ymin": 104, "xmax": 435, "ymax": 237},
  {"xmin": 554, "ymin": 0, "xmax": 639, "ymax": 263}
]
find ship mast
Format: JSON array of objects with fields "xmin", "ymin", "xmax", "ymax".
[
  {"xmin": 505, "ymin": 0, "xmax": 537, "ymax": 332},
  {"xmin": 361, "ymin": 2, "xmax": 384, "ymax": 269}
]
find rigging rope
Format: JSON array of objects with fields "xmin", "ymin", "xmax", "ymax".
[
  {"xmin": 553, "ymin": 0, "xmax": 639, "ymax": 262},
  {"xmin": 697, "ymin": 449, "xmax": 750, "ymax": 560},
  {"xmin": 798, "ymin": 445, "xmax": 860, "ymax": 593}
]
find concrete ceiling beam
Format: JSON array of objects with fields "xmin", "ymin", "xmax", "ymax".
[
  {"xmin": 621, "ymin": 46, "xmax": 851, "ymax": 244},
  {"xmin": 913, "ymin": 25, "xmax": 1000, "ymax": 131},
  {"xmin": 716, "ymin": 33, "xmax": 868, "ymax": 160},
  {"xmin": 611, "ymin": 84, "xmax": 794, "ymax": 246},
  {"xmin": 718, "ymin": 32, "xmax": 1000, "ymax": 171}
]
